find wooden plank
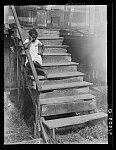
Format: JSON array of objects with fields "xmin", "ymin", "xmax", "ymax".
[
  {"xmin": 40, "ymin": 94, "xmax": 95, "ymax": 105},
  {"xmin": 10, "ymin": 6, "xmax": 42, "ymax": 139},
  {"xmin": 4, "ymin": 44, "xmax": 17, "ymax": 89},
  {"xmin": 40, "ymin": 87, "xmax": 90, "ymax": 99},
  {"xmin": 41, "ymin": 81, "xmax": 93, "ymax": 91},
  {"xmin": 10, "ymin": 6, "xmax": 41, "ymax": 91},
  {"xmin": 43, "ymin": 53, "xmax": 71, "ymax": 56},
  {"xmin": 37, "ymin": 37, "xmax": 63, "ymax": 40},
  {"xmin": 42, "ymin": 62, "xmax": 79, "ymax": 67},
  {"xmin": 20, "ymin": 52, "xmax": 71, "ymax": 56},
  {"xmin": 43, "ymin": 112, "xmax": 108, "ymax": 129},
  {"xmin": 44, "ymin": 45, "xmax": 69, "ymax": 48},
  {"xmin": 41, "ymin": 99, "xmax": 96, "ymax": 116},
  {"xmin": 28, "ymin": 71, "xmax": 85, "ymax": 80}
]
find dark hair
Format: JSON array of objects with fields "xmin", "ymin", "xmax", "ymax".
[{"xmin": 29, "ymin": 28, "xmax": 38, "ymax": 36}]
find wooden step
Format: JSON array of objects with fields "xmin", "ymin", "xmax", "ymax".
[
  {"xmin": 28, "ymin": 71, "xmax": 85, "ymax": 80},
  {"xmin": 37, "ymin": 37, "xmax": 64, "ymax": 40},
  {"xmin": 27, "ymin": 63, "xmax": 78, "ymax": 74},
  {"xmin": 31, "ymin": 81, "xmax": 93, "ymax": 91},
  {"xmin": 43, "ymin": 112, "xmax": 108, "ymax": 129},
  {"xmin": 21, "ymin": 52, "xmax": 72, "ymax": 63},
  {"xmin": 44, "ymin": 45, "xmax": 69, "ymax": 48},
  {"xmin": 42, "ymin": 62, "xmax": 79, "ymax": 67},
  {"xmin": 40, "ymin": 81, "xmax": 93, "ymax": 91},
  {"xmin": 43, "ymin": 53, "xmax": 72, "ymax": 63},
  {"xmin": 39, "ymin": 39, "xmax": 63, "ymax": 46},
  {"xmin": 43, "ymin": 53, "xmax": 71, "ymax": 56},
  {"xmin": 21, "ymin": 28, "xmax": 60, "ymax": 39},
  {"xmin": 40, "ymin": 94, "xmax": 96, "ymax": 116},
  {"xmin": 41, "ymin": 98, "xmax": 96, "ymax": 116},
  {"xmin": 40, "ymin": 94, "xmax": 95, "ymax": 105},
  {"xmin": 44, "ymin": 47, "xmax": 67, "ymax": 53}
]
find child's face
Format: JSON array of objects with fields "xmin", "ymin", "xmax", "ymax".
[{"xmin": 30, "ymin": 34, "xmax": 37, "ymax": 42}]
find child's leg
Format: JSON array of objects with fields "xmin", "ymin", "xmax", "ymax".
[{"xmin": 26, "ymin": 61, "xmax": 47, "ymax": 78}]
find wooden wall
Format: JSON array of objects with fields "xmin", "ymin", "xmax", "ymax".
[{"xmin": 4, "ymin": 36, "xmax": 17, "ymax": 89}]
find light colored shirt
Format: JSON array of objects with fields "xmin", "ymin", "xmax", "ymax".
[{"xmin": 23, "ymin": 39, "xmax": 43, "ymax": 65}]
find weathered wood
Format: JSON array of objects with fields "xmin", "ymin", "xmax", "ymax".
[
  {"xmin": 10, "ymin": 6, "xmax": 43, "ymax": 140},
  {"xmin": 44, "ymin": 45, "xmax": 69, "ymax": 48},
  {"xmin": 41, "ymin": 99, "xmax": 96, "ymax": 116},
  {"xmin": 33, "ymin": 39, "xmax": 64, "ymax": 46},
  {"xmin": 40, "ymin": 87, "xmax": 90, "ymax": 99},
  {"xmin": 40, "ymin": 118, "xmax": 49, "ymax": 143},
  {"xmin": 20, "ymin": 52, "xmax": 71, "ymax": 56},
  {"xmin": 40, "ymin": 94, "xmax": 95, "ymax": 105},
  {"xmin": 4, "ymin": 43, "xmax": 17, "ymax": 89},
  {"xmin": 28, "ymin": 71, "xmax": 84, "ymax": 80},
  {"xmin": 43, "ymin": 112, "xmax": 108, "ymax": 129},
  {"xmin": 40, "ymin": 81, "xmax": 93, "ymax": 91},
  {"xmin": 42, "ymin": 62, "xmax": 79, "ymax": 67}
]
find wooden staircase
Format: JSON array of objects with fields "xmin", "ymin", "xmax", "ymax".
[{"xmin": 22, "ymin": 29, "xmax": 107, "ymax": 141}]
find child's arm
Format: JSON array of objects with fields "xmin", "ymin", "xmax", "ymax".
[
  {"xmin": 24, "ymin": 38, "xmax": 32, "ymax": 50},
  {"xmin": 38, "ymin": 40, "xmax": 45, "ymax": 56}
]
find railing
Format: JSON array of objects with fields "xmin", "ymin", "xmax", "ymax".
[{"xmin": 10, "ymin": 5, "xmax": 48, "ymax": 143}]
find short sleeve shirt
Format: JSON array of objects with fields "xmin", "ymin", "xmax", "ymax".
[{"xmin": 24, "ymin": 39, "xmax": 43, "ymax": 65}]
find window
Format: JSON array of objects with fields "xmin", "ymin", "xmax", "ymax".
[
  {"xmin": 28, "ymin": 10, "xmax": 34, "ymax": 25},
  {"xmin": 36, "ymin": 10, "xmax": 47, "ymax": 27},
  {"xmin": 51, "ymin": 17, "xmax": 60, "ymax": 27}
]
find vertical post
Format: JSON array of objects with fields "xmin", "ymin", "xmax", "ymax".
[
  {"xmin": 52, "ymin": 128, "xmax": 55, "ymax": 140},
  {"xmin": 34, "ymin": 85, "xmax": 41, "ymax": 138}
]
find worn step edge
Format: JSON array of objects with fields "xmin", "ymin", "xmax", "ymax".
[
  {"xmin": 43, "ymin": 112, "xmax": 108, "ymax": 129},
  {"xmin": 40, "ymin": 94, "xmax": 95, "ymax": 105},
  {"xmin": 43, "ymin": 53, "xmax": 71, "ymax": 56},
  {"xmin": 20, "ymin": 52, "xmax": 71, "ymax": 56},
  {"xmin": 44, "ymin": 45, "xmax": 69, "ymax": 48},
  {"xmin": 28, "ymin": 71, "xmax": 85, "ymax": 80},
  {"xmin": 37, "ymin": 37, "xmax": 64, "ymax": 40},
  {"xmin": 42, "ymin": 62, "xmax": 79, "ymax": 67},
  {"xmin": 38, "ymin": 81, "xmax": 93, "ymax": 91}
]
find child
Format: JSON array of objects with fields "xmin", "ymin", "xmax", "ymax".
[{"xmin": 23, "ymin": 28, "xmax": 47, "ymax": 78}]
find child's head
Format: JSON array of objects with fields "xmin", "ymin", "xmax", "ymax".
[{"xmin": 29, "ymin": 28, "xmax": 38, "ymax": 42}]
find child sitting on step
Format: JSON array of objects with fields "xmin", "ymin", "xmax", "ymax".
[{"xmin": 23, "ymin": 28, "xmax": 47, "ymax": 78}]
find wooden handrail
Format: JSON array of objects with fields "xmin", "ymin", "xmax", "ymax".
[
  {"xmin": 10, "ymin": 5, "xmax": 41, "ymax": 92},
  {"xmin": 10, "ymin": 5, "xmax": 48, "ymax": 143}
]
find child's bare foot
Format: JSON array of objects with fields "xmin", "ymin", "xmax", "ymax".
[{"xmin": 44, "ymin": 71, "xmax": 48, "ymax": 79}]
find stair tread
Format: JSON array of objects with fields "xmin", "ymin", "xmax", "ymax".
[
  {"xmin": 40, "ymin": 94, "xmax": 95, "ymax": 105},
  {"xmin": 40, "ymin": 81, "xmax": 93, "ymax": 91},
  {"xmin": 42, "ymin": 62, "xmax": 79, "ymax": 67},
  {"xmin": 43, "ymin": 53, "xmax": 71, "ymax": 56},
  {"xmin": 20, "ymin": 52, "xmax": 71, "ymax": 56},
  {"xmin": 44, "ymin": 45, "xmax": 69, "ymax": 48},
  {"xmin": 43, "ymin": 112, "xmax": 108, "ymax": 128},
  {"xmin": 38, "ymin": 37, "xmax": 63, "ymax": 40},
  {"xmin": 28, "ymin": 71, "xmax": 85, "ymax": 80}
]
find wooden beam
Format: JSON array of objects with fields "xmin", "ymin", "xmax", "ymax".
[
  {"xmin": 10, "ymin": 5, "xmax": 41, "ymax": 91},
  {"xmin": 41, "ymin": 99, "xmax": 96, "ymax": 116},
  {"xmin": 10, "ymin": 6, "xmax": 47, "ymax": 141}
]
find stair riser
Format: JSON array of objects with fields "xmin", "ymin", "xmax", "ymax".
[
  {"xmin": 43, "ymin": 55, "xmax": 71, "ymax": 63},
  {"xmin": 40, "ymin": 39, "xmax": 63, "ymax": 46},
  {"xmin": 21, "ymin": 29, "xmax": 60, "ymax": 39},
  {"xmin": 41, "ymin": 99, "xmax": 96, "ymax": 116},
  {"xmin": 36, "ymin": 29, "xmax": 60, "ymax": 37},
  {"xmin": 32, "ymin": 76, "xmax": 83, "ymax": 85},
  {"xmin": 43, "ymin": 66, "xmax": 78, "ymax": 74},
  {"xmin": 44, "ymin": 48, "xmax": 67, "ymax": 53},
  {"xmin": 40, "ymin": 87, "xmax": 90, "ymax": 99}
]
